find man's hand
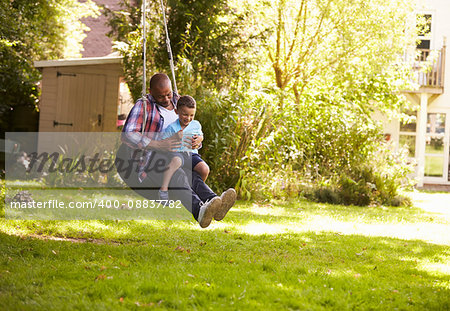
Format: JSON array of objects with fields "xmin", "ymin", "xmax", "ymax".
[{"xmin": 147, "ymin": 131, "xmax": 182, "ymax": 152}]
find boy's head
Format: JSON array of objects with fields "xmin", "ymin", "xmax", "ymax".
[
  {"xmin": 176, "ymin": 95, "xmax": 196, "ymax": 127},
  {"xmin": 149, "ymin": 73, "xmax": 172, "ymax": 107}
]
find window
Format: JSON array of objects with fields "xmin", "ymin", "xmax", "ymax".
[
  {"xmin": 417, "ymin": 14, "xmax": 432, "ymax": 37},
  {"xmin": 424, "ymin": 113, "xmax": 446, "ymax": 178},
  {"xmin": 399, "ymin": 111, "xmax": 417, "ymax": 157},
  {"xmin": 416, "ymin": 14, "xmax": 432, "ymax": 60}
]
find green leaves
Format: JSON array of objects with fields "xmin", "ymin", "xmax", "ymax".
[
  {"xmin": 0, "ymin": 0, "xmax": 99, "ymax": 134},
  {"xmin": 104, "ymin": 0, "xmax": 416, "ymax": 203}
]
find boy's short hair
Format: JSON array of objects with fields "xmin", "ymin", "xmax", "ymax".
[{"xmin": 177, "ymin": 95, "xmax": 196, "ymax": 109}]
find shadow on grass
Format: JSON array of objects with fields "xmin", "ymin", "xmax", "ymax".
[{"xmin": 0, "ymin": 220, "xmax": 449, "ymax": 310}]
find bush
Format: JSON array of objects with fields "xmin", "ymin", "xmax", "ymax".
[
  {"xmin": 300, "ymin": 143, "xmax": 414, "ymax": 207},
  {"xmin": 169, "ymin": 60, "xmax": 415, "ymax": 206},
  {"xmin": 186, "ymin": 78, "xmax": 415, "ymax": 207},
  {"xmin": 39, "ymin": 150, "xmax": 124, "ymax": 188}
]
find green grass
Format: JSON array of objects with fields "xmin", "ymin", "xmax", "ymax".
[{"xmin": 0, "ymin": 193, "xmax": 449, "ymax": 310}]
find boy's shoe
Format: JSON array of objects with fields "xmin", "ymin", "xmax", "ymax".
[
  {"xmin": 214, "ymin": 188, "xmax": 237, "ymax": 221},
  {"xmin": 198, "ymin": 196, "xmax": 222, "ymax": 228},
  {"xmin": 158, "ymin": 190, "xmax": 169, "ymax": 206}
]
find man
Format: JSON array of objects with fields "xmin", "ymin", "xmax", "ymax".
[{"xmin": 119, "ymin": 73, "xmax": 236, "ymax": 228}]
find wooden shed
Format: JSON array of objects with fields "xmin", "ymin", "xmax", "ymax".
[{"xmin": 34, "ymin": 56, "xmax": 123, "ymax": 132}]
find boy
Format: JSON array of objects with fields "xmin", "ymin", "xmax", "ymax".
[{"xmin": 159, "ymin": 95, "xmax": 210, "ymax": 201}]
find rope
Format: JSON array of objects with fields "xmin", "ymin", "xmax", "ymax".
[
  {"xmin": 141, "ymin": 0, "xmax": 177, "ymax": 134},
  {"xmin": 159, "ymin": 0, "xmax": 178, "ymax": 94},
  {"xmin": 141, "ymin": 0, "xmax": 148, "ymax": 134}
]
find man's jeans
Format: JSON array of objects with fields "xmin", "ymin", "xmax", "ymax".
[{"xmin": 116, "ymin": 146, "xmax": 216, "ymax": 220}]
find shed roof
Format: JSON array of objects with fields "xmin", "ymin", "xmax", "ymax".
[{"xmin": 34, "ymin": 56, "xmax": 122, "ymax": 68}]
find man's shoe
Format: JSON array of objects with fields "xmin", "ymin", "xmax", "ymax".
[
  {"xmin": 214, "ymin": 188, "xmax": 236, "ymax": 221},
  {"xmin": 198, "ymin": 196, "xmax": 222, "ymax": 228}
]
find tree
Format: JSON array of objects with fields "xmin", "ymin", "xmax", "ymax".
[
  {"xmin": 0, "ymin": 0, "xmax": 99, "ymax": 135},
  {"xmin": 263, "ymin": 0, "xmax": 416, "ymax": 109},
  {"xmin": 104, "ymin": 0, "xmax": 261, "ymax": 101},
  {"xmin": 161, "ymin": 0, "xmax": 259, "ymax": 90},
  {"xmin": 201, "ymin": 0, "xmax": 418, "ymax": 200},
  {"xmin": 104, "ymin": 0, "xmax": 418, "ymax": 202},
  {"xmin": 230, "ymin": 0, "xmax": 419, "ymax": 201}
]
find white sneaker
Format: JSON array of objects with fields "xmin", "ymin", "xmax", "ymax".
[
  {"xmin": 214, "ymin": 188, "xmax": 237, "ymax": 221},
  {"xmin": 198, "ymin": 196, "xmax": 222, "ymax": 228}
]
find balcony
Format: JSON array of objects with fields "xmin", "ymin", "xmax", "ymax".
[{"xmin": 409, "ymin": 46, "xmax": 446, "ymax": 94}]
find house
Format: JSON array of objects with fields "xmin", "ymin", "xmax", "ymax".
[
  {"xmin": 384, "ymin": 0, "xmax": 449, "ymax": 188},
  {"xmin": 80, "ymin": 0, "xmax": 122, "ymax": 59}
]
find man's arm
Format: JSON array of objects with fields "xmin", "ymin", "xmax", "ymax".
[
  {"xmin": 122, "ymin": 96, "xmax": 182, "ymax": 152},
  {"xmin": 121, "ymin": 98, "xmax": 152, "ymax": 149}
]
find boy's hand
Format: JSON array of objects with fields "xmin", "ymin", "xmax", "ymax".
[{"xmin": 190, "ymin": 135, "xmax": 203, "ymax": 149}]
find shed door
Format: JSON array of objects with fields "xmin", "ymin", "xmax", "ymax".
[{"xmin": 55, "ymin": 72, "xmax": 106, "ymax": 132}]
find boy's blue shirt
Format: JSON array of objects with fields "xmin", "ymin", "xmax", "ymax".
[{"xmin": 164, "ymin": 119, "xmax": 203, "ymax": 153}]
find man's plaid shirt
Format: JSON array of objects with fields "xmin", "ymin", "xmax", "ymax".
[{"xmin": 121, "ymin": 93, "xmax": 178, "ymax": 182}]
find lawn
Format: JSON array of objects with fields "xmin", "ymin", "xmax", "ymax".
[{"xmin": 0, "ymin": 191, "xmax": 449, "ymax": 310}]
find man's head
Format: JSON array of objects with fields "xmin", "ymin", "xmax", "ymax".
[
  {"xmin": 149, "ymin": 73, "xmax": 173, "ymax": 107},
  {"xmin": 176, "ymin": 95, "xmax": 196, "ymax": 127}
]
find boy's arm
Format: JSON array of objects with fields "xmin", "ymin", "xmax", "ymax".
[
  {"xmin": 191, "ymin": 121, "xmax": 203, "ymax": 150},
  {"xmin": 164, "ymin": 123, "xmax": 182, "ymax": 138},
  {"xmin": 161, "ymin": 123, "xmax": 183, "ymax": 151},
  {"xmin": 164, "ymin": 123, "xmax": 175, "ymax": 137}
]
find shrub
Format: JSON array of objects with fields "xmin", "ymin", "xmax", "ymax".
[
  {"xmin": 301, "ymin": 143, "xmax": 414, "ymax": 207},
  {"xmin": 172, "ymin": 60, "xmax": 415, "ymax": 206},
  {"xmin": 39, "ymin": 150, "xmax": 124, "ymax": 188}
]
